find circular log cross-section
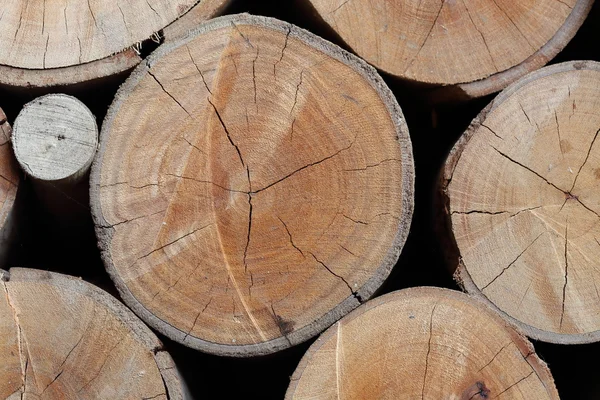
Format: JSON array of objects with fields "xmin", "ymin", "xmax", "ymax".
[
  {"xmin": 440, "ymin": 61, "xmax": 600, "ymax": 344},
  {"xmin": 13, "ymin": 94, "xmax": 98, "ymax": 185},
  {"xmin": 0, "ymin": 268, "xmax": 183, "ymax": 400},
  {"xmin": 304, "ymin": 0, "xmax": 593, "ymax": 100},
  {"xmin": 286, "ymin": 288, "xmax": 559, "ymax": 400},
  {"xmin": 0, "ymin": 1, "xmax": 227, "ymax": 88},
  {"xmin": 91, "ymin": 14, "xmax": 414, "ymax": 356}
]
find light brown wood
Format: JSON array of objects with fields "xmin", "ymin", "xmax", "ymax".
[
  {"xmin": 0, "ymin": 108, "xmax": 20, "ymax": 267},
  {"xmin": 90, "ymin": 14, "xmax": 414, "ymax": 356},
  {"xmin": 303, "ymin": 0, "xmax": 593, "ymax": 101},
  {"xmin": 0, "ymin": 268, "xmax": 183, "ymax": 400},
  {"xmin": 163, "ymin": 0, "xmax": 231, "ymax": 42},
  {"xmin": 439, "ymin": 61, "xmax": 600, "ymax": 344},
  {"xmin": 286, "ymin": 287, "xmax": 559, "ymax": 400},
  {"xmin": 0, "ymin": 0, "xmax": 226, "ymax": 88},
  {"xmin": 0, "ymin": 50, "xmax": 141, "ymax": 90}
]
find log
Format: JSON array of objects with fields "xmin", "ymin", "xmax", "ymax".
[
  {"xmin": 0, "ymin": 108, "xmax": 21, "ymax": 267},
  {"xmin": 301, "ymin": 0, "xmax": 593, "ymax": 102},
  {"xmin": 12, "ymin": 94, "xmax": 98, "ymax": 223},
  {"xmin": 163, "ymin": 0, "xmax": 232, "ymax": 42},
  {"xmin": 286, "ymin": 287, "xmax": 559, "ymax": 399},
  {"xmin": 0, "ymin": 268, "xmax": 184, "ymax": 399},
  {"xmin": 13, "ymin": 94, "xmax": 98, "ymax": 185},
  {"xmin": 90, "ymin": 14, "xmax": 414, "ymax": 357},
  {"xmin": 438, "ymin": 61, "xmax": 600, "ymax": 344},
  {"xmin": 0, "ymin": 1, "xmax": 227, "ymax": 89}
]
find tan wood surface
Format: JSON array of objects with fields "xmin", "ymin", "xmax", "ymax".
[
  {"xmin": 304, "ymin": 0, "xmax": 593, "ymax": 100},
  {"xmin": 286, "ymin": 287, "xmax": 559, "ymax": 400},
  {"xmin": 0, "ymin": 0, "xmax": 226, "ymax": 87},
  {"xmin": 0, "ymin": 268, "xmax": 183, "ymax": 400},
  {"xmin": 440, "ymin": 61, "xmax": 600, "ymax": 343},
  {"xmin": 163, "ymin": 0, "xmax": 232, "ymax": 41},
  {"xmin": 91, "ymin": 14, "xmax": 414, "ymax": 356}
]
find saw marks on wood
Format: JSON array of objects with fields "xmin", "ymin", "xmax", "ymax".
[
  {"xmin": 0, "ymin": 268, "xmax": 181, "ymax": 400},
  {"xmin": 91, "ymin": 14, "xmax": 414, "ymax": 356},
  {"xmin": 306, "ymin": 0, "xmax": 592, "ymax": 94},
  {"xmin": 442, "ymin": 61, "xmax": 600, "ymax": 343},
  {"xmin": 286, "ymin": 287, "xmax": 558, "ymax": 400}
]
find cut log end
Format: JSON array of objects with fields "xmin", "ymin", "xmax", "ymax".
[
  {"xmin": 286, "ymin": 287, "xmax": 559, "ymax": 400},
  {"xmin": 13, "ymin": 94, "xmax": 98, "ymax": 184},
  {"xmin": 305, "ymin": 0, "xmax": 593, "ymax": 100},
  {"xmin": 441, "ymin": 61, "xmax": 600, "ymax": 344},
  {"xmin": 91, "ymin": 14, "xmax": 414, "ymax": 356},
  {"xmin": 0, "ymin": 268, "xmax": 183, "ymax": 400},
  {"xmin": 0, "ymin": 0, "xmax": 226, "ymax": 88}
]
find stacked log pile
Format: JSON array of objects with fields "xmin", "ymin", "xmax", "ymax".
[{"xmin": 0, "ymin": 0, "xmax": 598, "ymax": 399}]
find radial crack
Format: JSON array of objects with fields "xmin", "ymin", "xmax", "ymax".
[
  {"xmin": 489, "ymin": 0, "xmax": 535, "ymax": 50},
  {"xmin": 207, "ymin": 98, "xmax": 246, "ymax": 170},
  {"xmin": 278, "ymin": 216, "xmax": 305, "ymax": 257},
  {"xmin": 477, "ymin": 341, "xmax": 512, "ymax": 372},
  {"xmin": 231, "ymin": 22, "xmax": 254, "ymax": 48},
  {"xmin": 147, "ymin": 70, "xmax": 192, "ymax": 117},
  {"xmin": 559, "ymin": 223, "xmax": 568, "ymax": 330},
  {"xmin": 341, "ymin": 214, "xmax": 368, "ymax": 225},
  {"xmin": 134, "ymin": 224, "xmax": 212, "ymax": 264},
  {"xmin": 310, "ymin": 252, "xmax": 360, "ymax": 301},
  {"xmin": 555, "ymin": 110, "xmax": 564, "ymax": 157},
  {"xmin": 244, "ymin": 192, "xmax": 253, "ymax": 273},
  {"xmin": 492, "ymin": 146, "xmax": 567, "ymax": 194},
  {"xmin": 332, "ymin": 0, "xmax": 352, "ymax": 13},
  {"xmin": 462, "ymin": 0, "xmax": 498, "ymax": 72},
  {"xmin": 481, "ymin": 232, "xmax": 546, "ymax": 291},
  {"xmin": 290, "ymin": 70, "xmax": 305, "ymax": 116},
  {"xmin": 252, "ymin": 46, "xmax": 259, "ymax": 106},
  {"xmin": 570, "ymin": 127, "xmax": 600, "ymax": 192},
  {"xmin": 2, "ymin": 283, "xmax": 27, "ymax": 390},
  {"xmin": 77, "ymin": 337, "xmax": 126, "ymax": 394},
  {"xmin": 404, "ymin": 1, "xmax": 445, "ymax": 74},
  {"xmin": 253, "ymin": 137, "xmax": 356, "ymax": 194},
  {"xmin": 422, "ymin": 303, "xmax": 439, "ymax": 399},
  {"xmin": 186, "ymin": 45, "xmax": 212, "ymax": 95},
  {"xmin": 165, "ymin": 173, "xmax": 245, "ymax": 193},
  {"xmin": 493, "ymin": 371, "xmax": 534, "ymax": 398},
  {"xmin": 480, "ymin": 123, "xmax": 503, "ymax": 140},
  {"xmin": 274, "ymin": 26, "xmax": 291, "ymax": 76},
  {"xmin": 343, "ymin": 158, "xmax": 402, "ymax": 171}
]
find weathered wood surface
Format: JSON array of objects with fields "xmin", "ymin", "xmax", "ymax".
[
  {"xmin": 287, "ymin": 287, "xmax": 559, "ymax": 400},
  {"xmin": 439, "ymin": 61, "xmax": 600, "ymax": 344},
  {"xmin": 91, "ymin": 14, "xmax": 414, "ymax": 356},
  {"xmin": 0, "ymin": 268, "xmax": 184, "ymax": 399},
  {"xmin": 303, "ymin": 0, "xmax": 593, "ymax": 101}
]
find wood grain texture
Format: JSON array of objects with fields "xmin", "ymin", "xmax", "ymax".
[
  {"xmin": 163, "ymin": 0, "xmax": 232, "ymax": 41},
  {"xmin": 0, "ymin": 268, "xmax": 183, "ymax": 400},
  {"xmin": 440, "ymin": 61, "xmax": 600, "ymax": 344},
  {"xmin": 90, "ymin": 14, "xmax": 414, "ymax": 356},
  {"xmin": 0, "ymin": 0, "xmax": 225, "ymax": 88},
  {"xmin": 304, "ymin": 0, "xmax": 593, "ymax": 101},
  {"xmin": 13, "ymin": 94, "xmax": 98, "ymax": 184},
  {"xmin": 286, "ymin": 287, "xmax": 559, "ymax": 400},
  {"xmin": 0, "ymin": 50, "xmax": 141, "ymax": 89}
]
